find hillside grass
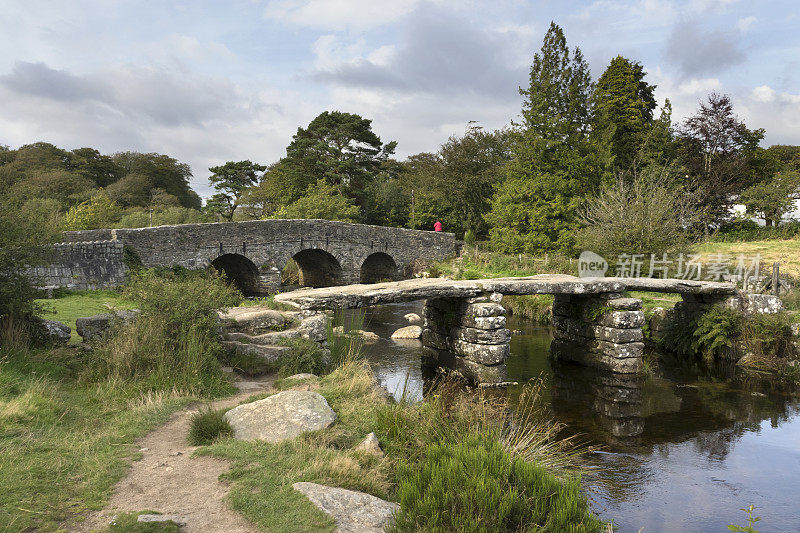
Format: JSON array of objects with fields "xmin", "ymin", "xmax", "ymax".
[
  {"xmin": 35, "ymin": 290, "xmax": 137, "ymax": 342},
  {"xmin": 0, "ymin": 346, "xmax": 194, "ymax": 531},
  {"xmin": 694, "ymin": 238, "xmax": 800, "ymax": 278}
]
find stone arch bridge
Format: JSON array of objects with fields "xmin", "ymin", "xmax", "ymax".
[{"xmin": 41, "ymin": 220, "xmax": 456, "ymax": 294}]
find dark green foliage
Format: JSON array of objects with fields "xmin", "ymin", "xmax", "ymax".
[
  {"xmin": 207, "ymin": 160, "xmax": 267, "ymax": 221},
  {"xmin": 692, "ymin": 307, "xmax": 742, "ymax": 358},
  {"xmin": 0, "ymin": 194, "xmax": 59, "ymax": 343},
  {"xmin": 188, "ymin": 407, "xmax": 233, "ymax": 445},
  {"xmin": 593, "ymin": 55, "xmax": 657, "ymax": 172},
  {"xmin": 402, "ymin": 125, "xmax": 511, "ymax": 238},
  {"xmin": 678, "ymin": 94, "xmax": 765, "ymax": 229},
  {"xmin": 487, "ymin": 22, "xmax": 598, "ymax": 254},
  {"xmin": 712, "ymin": 220, "xmax": 800, "ymax": 242},
  {"xmin": 390, "ymin": 432, "xmax": 602, "ymax": 533},
  {"xmin": 740, "ymin": 313, "xmax": 795, "ymax": 360},
  {"xmin": 279, "ymin": 111, "xmax": 397, "ymax": 211}
]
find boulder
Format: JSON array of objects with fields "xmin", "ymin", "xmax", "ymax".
[
  {"xmin": 299, "ymin": 314, "xmax": 328, "ymax": 342},
  {"xmin": 224, "ymin": 390, "xmax": 336, "ymax": 442},
  {"xmin": 75, "ymin": 309, "xmax": 139, "ymax": 341},
  {"xmin": 390, "ymin": 325, "xmax": 422, "ymax": 339},
  {"xmin": 355, "ymin": 432, "xmax": 384, "ymax": 457},
  {"xmin": 292, "ymin": 482, "xmax": 398, "ymax": 533},
  {"xmin": 403, "ymin": 312, "xmax": 422, "ymax": 325},
  {"xmin": 218, "ymin": 307, "xmax": 299, "ymax": 333},
  {"xmin": 40, "ymin": 319, "xmax": 71, "ymax": 345}
]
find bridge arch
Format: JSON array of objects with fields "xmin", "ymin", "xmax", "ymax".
[
  {"xmin": 210, "ymin": 253, "xmax": 259, "ymax": 296},
  {"xmin": 291, "ymin": 249, "xmax": 343, "ymax": 287},
  {"xmin": 360, "ymin": 252, "xmax": 398, "ymax": 284}
]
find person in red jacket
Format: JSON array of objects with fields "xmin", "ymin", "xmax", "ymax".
[{"xmin": 433, "ymin": 220, "xmax": 442, "ymax": 232}]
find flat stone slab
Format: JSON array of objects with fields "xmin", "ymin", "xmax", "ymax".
[
  {"xmin": 224, "ymin": 390, "xmax": 336, "ymax": 442},
  {"xmin": 275, "ymin": 275, "xmax": 735, "ymax": 310},
  {"xmin": 292, "ymin": 482, "xmax": 398, "ymax": 533}
]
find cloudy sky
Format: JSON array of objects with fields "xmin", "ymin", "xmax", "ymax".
[{"xmin": 1, "ymin": 0, "xmax": 798, "ymax": 198}]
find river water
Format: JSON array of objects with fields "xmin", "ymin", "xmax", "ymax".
[{"xmin": 356, "ymin": 302, "xmax": 800, "ymax": 533}]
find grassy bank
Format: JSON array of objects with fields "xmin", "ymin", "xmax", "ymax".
[
  {"xmin": 0, "ymin": 346, "xmax": 195, "ymax": 531},
  {"xmin": 197, "ymin": 357, "xmax": 605, "ymax": 532}
]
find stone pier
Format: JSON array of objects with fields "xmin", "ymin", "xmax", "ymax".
[
  {"xmin": 421, "ymin": 295, "xmax": 510, "ymax": 384},
  {"xmin": 550, "ymin": 293, "xmax": 645, "ymax": 374}
]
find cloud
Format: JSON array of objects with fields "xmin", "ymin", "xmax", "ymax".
[
  {"xmin": 311, "ymin": 3, "xmax": 532, "ymax": 102},
  {"xmin": 736, "ymin": 16, "xmax": 757, "ymax": 32},
  {"xmin": 264, "ymin": 0, "xmax": 424, "ymax": 31},
  {"xmin": 665, "ymin": 19, "xmax": 746, "ymax": 77},
  {"xmin": 0, "ymin": 61, "xmax": 105, "ymax": 103}
]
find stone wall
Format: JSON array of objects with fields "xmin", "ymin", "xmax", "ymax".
[
  {"xmin": 53, "ymin": 220, "xmax": 456, "ymax": 293},
  {"xmin": 32, "ymin": 241, "xmax": 126, "ymax": 290}
]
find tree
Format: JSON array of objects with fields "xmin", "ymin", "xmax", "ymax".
[
  {"xmin": 593, "ymin": 56, "xmax": 657, "ymax": 172},
  {"xmin": 111, "ymin": 152, "xmax": 201, "ymax": 209},
  {"xmin": 740, "ymin": 171, "xmax": 800, "ymax": 226},
  {"xmin": 61, "ymin": 190, "xmax": 122, "ymax": 230},
  {"xmin": 207, "ymin": 160, "xmax": 266, "ymax": 221},
  {"xmin": 0, "ymin": 194, "xmax": 59, "ymax": 331},
  {"xmin": 281, "ymin": 111, "xmax": 397, "ymax": 210},
  {"xmin": 486, "ymin": 22, "xmax": 598, "ymax": 254},
  {"xmin": 678, "ymin": 93, "xmax": 764, "ymax": 229},
  {"xmin": 578, "ymin": 168, "xmax": 699, "ymax": 260},
  {"xmin": 273, "ymin": 179, "xmax": 360, "ymax": 222},
  {"xmin": 401, "ymin": 125, "xmax": 510, "ymax": 237}
]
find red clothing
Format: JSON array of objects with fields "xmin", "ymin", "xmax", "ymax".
[{"xmin": 433, "ymin": 221, "xmax": 442, "ymax": 232}]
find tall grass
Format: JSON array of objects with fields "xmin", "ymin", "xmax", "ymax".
[{"xmin": 85, "ymin": 269, "xmax": 241, "ymax": 396}]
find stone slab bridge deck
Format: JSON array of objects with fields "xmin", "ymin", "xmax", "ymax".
[{"xmin": 275, "ymin": 275, "xmax": 767, "ymax": 384}]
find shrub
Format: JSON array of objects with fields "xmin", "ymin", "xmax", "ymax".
[
  {"xmin": 87, "ymin": 269, "xmax": 241, "ymax": 396},
  {"xmin": 277, "ymin": 337, "xmax": 329, "ymax": 377},
  {"xmin": 390, "ymin": 432, "xmax": 602, "ymax": 532},
  {"xmin": 578, "ymin": 172, "xmax": 698, "ymax": 260},
  {"xmin": 188, "ymin": 406, "xmax": 232, "ymax": 445}
]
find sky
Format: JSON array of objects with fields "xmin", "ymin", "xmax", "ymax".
[{"xmin": 1, "ymin": 0, "xmax": 798, "ymax": 199}]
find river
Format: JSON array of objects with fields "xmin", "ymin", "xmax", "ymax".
[{"xmin": 355, "ymin": 302, "xmax": 800, "ymax": 532}]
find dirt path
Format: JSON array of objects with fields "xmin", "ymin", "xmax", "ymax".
[{"xmin": 74, "ymin": 377, "xmax": 275, "ymax": 533}]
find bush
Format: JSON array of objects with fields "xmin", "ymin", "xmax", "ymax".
[
  {"xmin": 188, "ymin": 406, "xmax": 232, "ymax": 445},
  {"xmin": 390, "ymin": 432, "xmax": 602, "ymax": 533},
  {"xmin": 711, "ymin": 220, "xmax": 800, "ymax": 242},
  {"xmin": 86, "ymin": 269, "xmax": 241, "ymax": 396},
  {"xmin": 578, "ymin": 173, "xmax": 697, "ymax": 260}
]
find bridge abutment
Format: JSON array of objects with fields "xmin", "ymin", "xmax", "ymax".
[{"xmin": 550, "ymin": 293, "xmax": 645, "ymax": 374}]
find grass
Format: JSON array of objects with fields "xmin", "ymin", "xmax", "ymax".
[
  {"xmin": 435, "ymin": 247, "xmax": 575, "ymax": 280},
  {"xmin": 35, "ymin": 290, "xmax": 137, "ymax": 342},
  {"xmin": 105, "ymin": 512, "xmax": 183, "ymax": 532},
  {"xmin": 0, "ymin": 346, "xmax": 194, "ymax": 531},
  {"xmin": 197, "ymin": 361, "xmax": 605, "ymax": 532},
  {"xmin": 694, "ymin": 238, "xmax": 800, "ymax": 278},
  {"xmin": 188, "ymin": 406, "xmax": 233, "ymax": 445}
]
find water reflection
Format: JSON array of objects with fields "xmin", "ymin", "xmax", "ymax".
[{"xmin": 356, "ymin": 303, "xmax": 800, "ymax": 532}]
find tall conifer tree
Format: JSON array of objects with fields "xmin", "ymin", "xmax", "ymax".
[{"xmin": 486, "ymin": 22, "xmax": 598, "ymax": 254}]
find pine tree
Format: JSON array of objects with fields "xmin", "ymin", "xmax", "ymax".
[
  {"xmin": 593, "ymin": 56, "xmax": 657, "ymax": 172},
  {"xmin": 486, "ymin": 22, "xmax": 598, "ymax": 254}
]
